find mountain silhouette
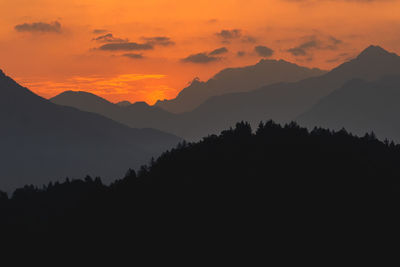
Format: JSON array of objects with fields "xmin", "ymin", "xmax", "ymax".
[
  {"xmin": 51, "ymin": 91, "xmax": 176, "ymax": 130},
  {"xmin": 163, "ymin": 45, "xmax": 400, "ymax": 140},
  {"xmin": 155, "ymin": 59, "xmax": 326, "ymax": 113},
  {"xmin": 50, "ymin": 45, "xmax": 400, "ymax": 141},
  {"xmin": 2, "ymin": 121, "xmax": 399, "ymax": 239},
  {"xmin": 51, "ymin": 90, "xmax": 118, "ymax": 114},
  {"xmin": 116, "ymin": 100, "xmax": 132, "ymax": 107},
  {"xmin": 0, "ymin": 71, "xmax": 180, "ymax": 190},
  {"xmin": 297, "ymin": 75, "xmax": 400, "ymax": 142}
]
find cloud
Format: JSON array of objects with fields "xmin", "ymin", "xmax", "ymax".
[
  {"xmin": 93, "ymin": 29, "xmax": 108, "ymax": 34},
  {"xmin": 287, "ymin": 40, "xmax": 318, "ymax": 56},
  {"xmin": 216, "ymin": 29, "xmax": 242, "ymax": 40},
  {"xmin": 182, "ymin": 46, "xmax": 231, "ymax": 63},
  {"xmin": 142, "ymin": 36, "xmax": 175, "ymax": 46},
  {"xmin": 122, "ymin": 53, "xmax": 144, "ymax": 59},
  {"xmin": 237, "ymin": 51, "xmax": 246, "ymax": 57},
  {"xmin": 326, "ymin": 52, "xmax": 354, "ymax": 63},
  {"xmin": 99, "ymin": 42, "xmax": 153, "ymax": 51},
  {"xmin": 254, "ymin": 45, "xmax": 274, "ymax": 57},
  {"xmin": 96, "ymin": 35, "xmax": 174, "ymax": 54},
  {"xmin": 286, "ymin": 35, "xmax": 343, "ymax": 57},
  {"xmin": 93, "ymin": 33, "xmax": 128, "ymax": 43},
  {"xmin": 216, "ymin": 29, "xmax": 258, "ymax": 44},
  {"xmin": 181, "ymin": 53, "xmax": 220, "ymax": 64},
  {"xmin": 242, "ymin": 36, "xmax": 257, "ymax": 43},
  {"xmin": 326, "ymin": 36, "xmax": 343, "ymax": 49},
  {"xmin": 209, "ymin": 47, "xmax": 228, "ymax": 56},
  {"xmin": 14, "ymin": 21, "xmax": 61, "ymax": 33}
]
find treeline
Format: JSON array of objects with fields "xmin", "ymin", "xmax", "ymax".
[{"xmin": 1, "ymin": 120, "xmax": 400, "ymax": 237}]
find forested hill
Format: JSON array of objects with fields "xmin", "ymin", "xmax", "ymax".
[{"xmin": 1, "ymin": 121, "xmax": 400, "ymax": 237}]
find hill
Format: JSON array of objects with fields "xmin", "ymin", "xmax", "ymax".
[
  {"xmin": 0, "ymin": 70, "xmax": 180, "ymax": 190},
  {"xmin": 1, "ymin": 121, "xmax": 399, "ymax": 238}
]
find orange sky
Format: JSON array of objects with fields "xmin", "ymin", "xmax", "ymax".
[{"xmin": 0, "ymin": 0, "xmax": 400, "ymax": 104}]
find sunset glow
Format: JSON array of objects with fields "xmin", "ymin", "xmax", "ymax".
[{"xmin": 1, "ymin": 0, "xmax": 400, "ymax": 104}]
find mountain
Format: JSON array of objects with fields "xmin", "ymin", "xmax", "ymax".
[
  {"xmin": 155, "ymin": 59, "xmax": 326, "ymax": 113},
  {"xmin": 163, "ymin": 45, "xmax": 400, "ymax": 140},
  {"xmin": 51, "ymin": 91, "xmax": 176, "ymax": 130},
  {"xmin": 297, "ymin": 75, "xmax": 400, "ymax": 142},
  {"xmin": 116, "ymin": 100, "xmax": 132, "ymax": 107},
  {"xmin": 51, "ymin": 90, "xmax": 119, "ymax": 116},
  {"xmin": 50, "ymin": 46, "xmax": 400, "ymax": 141},
  {"xmin": 0, "ymin": 70, "xmax": 180, "ymax": 190}
]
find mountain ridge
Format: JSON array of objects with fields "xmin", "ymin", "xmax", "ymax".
[
  {"xmin": 51, "ymin": 90, "xmax": 176, "ymax": 132},
  {"xmin": 164, "ymin": 45, "xmax": 400, "ymax": 140},
  {"xmin": 155, "ymin": 59, "xmax": 327, "ymax": 113},
  {"xmin": 49, "ymin": 45, "xmax": 400, "ymax": 141},
  {"xmin": 297, "ymin": 74, "xmax": 400, "ymax": 142},
  {"xmin": 357, "ymin": 45, "xmax": 397, "ymax": 59},
  {"xmin": 0, "ymin": 70, "xmax": 180, "ymax": 190}
]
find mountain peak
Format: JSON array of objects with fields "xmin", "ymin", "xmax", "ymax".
[
  {"xmin": 255, "ymin": 59, "xmax": 295, "ymax": 67},
  {"xmin": 57, "ymin": 90, "xmax": 96, "ymax": 97},
  {"xmin": 132, "ymin": 101, "xmax": 150, "ymax": 107},
  {"xmin": 52, "ymin": 90, "xmax": 110, "ymax": 102},
  {"xmin": 257, "ymin": 58, "xmax": 278, "ymax": 64},
  {"xmin": 116, "ymin": 100, "xmax": 132, "ymax": 107},
  {"xmin": 51, "ymin": 90, "xmax": 114, "ymax": 108},
  {"xmin": 357, "ymin": 45, "xmax": 397, "ymax": 60}
]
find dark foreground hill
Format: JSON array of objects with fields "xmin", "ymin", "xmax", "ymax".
[
  {"xmin": 1, "ymin": 121, "xmax": 400, "ymax": 241},
  {"xmin": 0, "ymin": 70, "xmax": 180, "ymax": 190}
]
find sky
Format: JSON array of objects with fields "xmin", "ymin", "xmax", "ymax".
[{"xmin": 0, "ymin": 0, "xmax": 399, "ymax": 104}]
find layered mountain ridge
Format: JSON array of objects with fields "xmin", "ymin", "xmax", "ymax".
[
  {"xmin": 0, "ymin": 71, "xmax": 180, "ymax": 190},
  {"xmin": 51, "ymin": 45, "xmax": 400, "ymax": 141},
  {"xmin": 155, "ymin": 59, "xmax": 326, "ymax": 113}
]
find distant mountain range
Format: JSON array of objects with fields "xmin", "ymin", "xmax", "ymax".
[
  {"xmin": 297, "ymin": 75, "xmax": 400, "ymax": 142},
  {"xmin": 51, "ymin": 45, "xmax": 400, "ymax": 141},
  {"xmin": 0, "ymin": 70, "xmax": 180, "ymax": 190},
  {"xmin": 51, "ymin": 91, "xmax": 176, "ymax": 130},
  {"xmin": 170, "ymin": 45, "xmax": 400, "ymax": 140},
  {"xmin": 155, "ymin": 59, "xmax": 326, "ymax": 113}
]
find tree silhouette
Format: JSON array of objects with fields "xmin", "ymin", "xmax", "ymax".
[
  {"xmin": 0, "ymin": 191, "xmax": 7, "ymax": 201},
  {"xmin": 1, "ymin": 120, "xmax": 400, "ymax": 238}
]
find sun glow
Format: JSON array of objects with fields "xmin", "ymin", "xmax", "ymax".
[{"xmin": 1, "ymin": 0, "xmax": 399, "ymax": 104}]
